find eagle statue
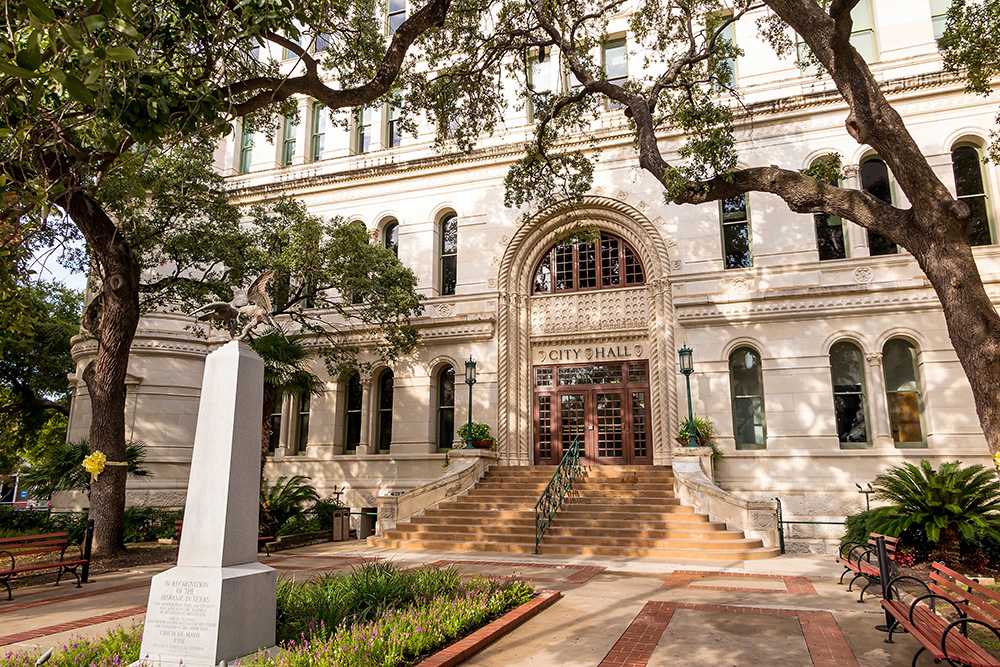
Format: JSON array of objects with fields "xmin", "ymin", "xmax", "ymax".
[{"xmin": 190, "ymin": 270, "xmax": 280, "ymax": 340}]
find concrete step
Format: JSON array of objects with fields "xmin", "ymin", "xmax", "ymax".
[
  {"xmin": 368, "ymin": 536, "xmax": 780, "ymax": 561},
  {"xmin": 389, "ymin": 522, "xmax": 743, "ymax": 541}
]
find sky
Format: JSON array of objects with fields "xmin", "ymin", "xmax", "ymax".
[{"xmin": 31, "ymin": 241, "xmax": 88, "ymax": 292}]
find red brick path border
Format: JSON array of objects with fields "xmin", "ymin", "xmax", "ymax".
[
  {"xmin": 599, "ymin": 602, "xmax": 858, "ymax": 667},
  {"xmin": 0, "ymin": 606, "xmax": 146, "ymax": 647},
  {"xmin": 662, "ymin": 570, "xmax": 817, "ymax": 595},
  {"xmin": 425, "ymin": 560, "xmax": 605, "ymax": 584},
  {"xmin": 416, "ymin": 590, "xmax": 561, "ymax": 667}
]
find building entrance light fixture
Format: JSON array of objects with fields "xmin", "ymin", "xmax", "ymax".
[
  {"xmin": 463, "ymin": 356, "xmax": 478, "ymax": 449},
  {"xmin": 678, "ymin": 344, "xmax": 697, "ymax": 447}
]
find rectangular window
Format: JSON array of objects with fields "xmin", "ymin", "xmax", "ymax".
[
  {"xmin": 721, "ymin": 194, "xmax": 752, "ymax": 269},
  {"xmin": 816, "ymin": 213, "xmax": 847, "ymax": 260},
  {"xmin": 713, "ymin": 16, "xmax": 737, "ymax": 90},
  {"xmin": 930, "ymin": 0, "xmax": 951, "ymax": 43},
  {"xmin": 355, "ymin": 107, "xmax": 374, "ymax": 154},
  {"xmin": 440, "ymin": 214, "xmax": 458, "ymax": 295},
  {"xmin": 602, "ymin": 38, "xmax": 627, "ymax": 110},
  {"xmin": 388, "ymin": 0, "xmax": 406, "ymax": 34},
  {"xmin": 386, "ymin": 98, "xmax": 402, "ymax": 148},
  {"xmin": 311, "ymin": 102, "xmax": 327, "ymax": 161},
  {"xmin": 797, "ymin": 0, "xmax": 876, "ymax": 72},
  {"xmin": 281, "ymin": 114, "xmax": 297, "ymax": 166},
  {"xmin": 296, "ymin": 394, "xmax": 310, "ymax": 451},
  {"xmin": 528, "ymin": 50, "xmax": 555, "ymax": 121},
  {"xmin": 239, "ymin": 130, "xmax": 253, "ymax": 174},
  {"xmin": 284, "ymin": 20, "xmax": 303, "ymax": 60},
  {"xmin": 314, "ymin": 32, "xmax": 332, "ymax": 52}
]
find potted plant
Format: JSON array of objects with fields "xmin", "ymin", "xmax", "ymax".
[
  {"xmin": 677, "ymin": 417, "xmax": 722, "ymax": 469},
  {"xmin": 458, "ymin": 422, "xmax": 494, "ymax": 450}
]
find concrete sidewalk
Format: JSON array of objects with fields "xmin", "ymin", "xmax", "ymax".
[{"xmin": 0, "ymin": 543, "xmax": 930, "ymax": 666}]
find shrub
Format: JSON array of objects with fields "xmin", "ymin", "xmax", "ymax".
[
  {"xmin": 312, "ymin": 497, "xmax": 349, "ymax": 531},
  {"xmin": 277, "ymin": 514, "xmax": 322, "ymax": 537},
  {"xmin": 260, "ymin": 475, "xmax": 320, "ymax": 536},
  {"xmin": 457, "ymin": 421, "xmax": 492, "ymax": 442},
  {"xmin": 0, "ymin": 506, "xmax": 88, "ymax": 542},
  {"xmin": 123, "ymin": 507, "xmax": 183, "ymax": 543},
  {"xmin": 275, "ymin": 560, "xmax": 463, "ymax": 643},
  {"xmin": 19, "ymin": 439, "xmax": 150, "ymax": 497},
  {"xmin": 853, "ymin": 460, "xmax": 1000, "ymax": 565}
]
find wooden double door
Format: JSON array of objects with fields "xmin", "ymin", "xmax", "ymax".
[{"xmin": 534, "ymin": 361, "xmax": 652, "ymax": 465}]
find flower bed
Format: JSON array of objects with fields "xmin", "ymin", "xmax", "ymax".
[{"xmin": 3, "ymin": 563, "xmax": 534, "ymax": 667}]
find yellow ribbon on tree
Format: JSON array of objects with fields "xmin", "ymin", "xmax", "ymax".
[
  {"xmin": 994, "ymin": 451, "xmax": 1000, "ymax": 469},
  {"xmin": 82, "ymin": 451, "xmax": 128, "ymax": 483}
]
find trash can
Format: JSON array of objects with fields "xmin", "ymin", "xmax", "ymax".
[{"xmin": 331, "ymin": 510, "xmax": 349, "ymax": 541}]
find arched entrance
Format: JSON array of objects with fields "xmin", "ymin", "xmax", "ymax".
[{"xmin": 496, "ymin": 197, "xmax": 675, "ymax": 466}]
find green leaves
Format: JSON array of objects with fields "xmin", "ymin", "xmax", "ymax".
[{"xmin": 25, "ymin": 0, "xmax": 57, "ymax": 23}]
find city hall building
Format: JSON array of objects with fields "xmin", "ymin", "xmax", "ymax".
[{"xmin": 67, "ymin": 1, "xmax": 1000, "ymax": 554}]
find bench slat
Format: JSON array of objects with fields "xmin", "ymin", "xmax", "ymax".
[
  {"xmin": 883, "ymin": 599, "xmax": 1000, "ymax": 666},
  {"xmin": 930, "ymin": 575, "xmax": 1000, "ymax": 627},
  {"xmin": 0, "ymin": 533, "xmax": 69, "ymax": 545},
  {"xmin": 3, "ymin": 560, "xmax": 88, "ymax": 576}
]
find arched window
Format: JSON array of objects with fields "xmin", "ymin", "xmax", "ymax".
[
  {"xmin": 951, "ymin": 143, "xmax": 995, "ymax": 246},
  {"xmin": 532, "ymin": 233, "xmax": 645, "ymax": 294},
  {"xmin": 860, "ymin": 157, "xmax": 899, "ymax": 256},
  {"xmin": 729, "ymin": 346, "xmax": 766, "ymax": 449},
  {"xmin": 383, "ymin": 220, "xmax": 399, "ymax": 257},
  {"xmin": 440, "ymin": 213, "xmax": 458, "ymax": 295},
  {"xmin": 829, "ymin": 341, "xmax": 869, "ymax": 447},
  {"xmin": 435, "ymin": 365, "xmax": 455, "ymax": 450},
  {"xmin": 882, "ymin": 338, "xmax": 926, "ymax": 447},
  {"xmin": 343, "ymin": 371, "xmax": 363, "ymax": 453},
  {"xmin": 813, "ymin": 157, "xmax": 847, "ymax": 260},
  {"xmin": 376, "ymin": 369, "xmax": 394, "ymax": 453}
]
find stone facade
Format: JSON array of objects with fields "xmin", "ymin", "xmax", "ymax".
[{"xmin": 67, "ymin": 2, "xmax": 999, "ymax": 553}]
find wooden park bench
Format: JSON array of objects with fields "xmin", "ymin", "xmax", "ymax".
[
  {"xmin": 836, "ymin": 533, "xmax": 900, "ymax": 602},
  {"xmin": 175, "ymin": 520, "xmax": 273, "ymax": 556},
  {"xmin": 0, "ymin": 532, "xmax": 88, "ymax": 601},
  {"xmin": 882, "ymin": 562, "xmax": 1000, "ymax": 667}
]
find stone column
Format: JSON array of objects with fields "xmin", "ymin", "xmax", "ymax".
[
  {"xmin": 356, "ymin": 377, "xmax": 372, "ymax": 456},
  {"xmin": 865, "ymin": 352, "xmax": 894, "ymax": 449},
  {"xmin": 137, "ymin": 341, "xmax": 277, "ymax": 667}
]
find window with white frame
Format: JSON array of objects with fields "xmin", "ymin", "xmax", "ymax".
[
  {"xmin": 354, "ymin": 107, "xmax": 374, "ymax": 154},
  {"xmin": 797, "ymin": 0, "xmax": 877, "ymax": 71},
  {"xmin": 343, "ymin": 371, "xmax": 363, "ymax": 453},
  {"xmin": 436, "ymin": 365, "xmax": 455, "ymax": 451},
  {"xmin": 387, "ymin": 0, "xmax": 406, "ymax": 34},
  {"xmin": 829, "ymin": 341, "xmax": 870, "ymax": 448},
  {"xmin": 439, "ymin": 213, "xmax": 457, "ymax": 295},
  {"xmin": 528, "ymin": 48, "xmax": 556, "ymax": 121},
  {"xmin": 729, "ymin": 347, "xmax": 766, "ymax": 449},
  {"xmin": 720, "ymin": 194, "xmax": 752, "ymax": 269},
  {"xmin": 311, "ymin": 102, "xmax": 327, "ymax": 161},
  {"xmin": 602, "ymin": 38, "xmax": 627, "ymax": 110},
  {"xmin": 882, "ymin": 338, "xmax": 926, "ymax": 447},
  {"xmin": 281, "ymin": 114, "xmax": 297, "ymax": 167},
  {"xmin": 860, "ymin": 157, "xmax": 899, "ymax": 255},
  {"xmin": 930, "ymin": 0, "xmax": 951, "ymax": 43},
  {"xmin": 238, "ymin": 129, "xmax": 253, "ymax": 174},
  {"xmin": 951, "ymin": 143, "xmax": 995, "ymax": 246}
]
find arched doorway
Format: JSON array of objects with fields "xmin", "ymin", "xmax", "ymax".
[{"xmin": 496, "ymin": 197, "xmax": 675, "ymax": 466}]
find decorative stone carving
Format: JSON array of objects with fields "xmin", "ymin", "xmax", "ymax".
[
  {"xmin": 854, "ymin": 266, "xmax": 873, "ymax": 283},
  {"xmin": 665, "ymin": 236, "xmax": 677, "ymax": 248},
  {"xmin": 499, "ymin": 235, "xmax": 510, "ymax": 247},
  {"xmin": 435, "ymin": 303, "xmax": 453, "ymax": 317},
  {"xmin": 617, "ymin": 190, "xmax": 629, "ymax": 200},
  {"xmin": 653, "ymin": 217, "xmax": 665, "ymax": 227},
  {"xmin": 842, "ymin": 164, "xmax": 860, "ymax": 179},
  {"xmin": 865, "ymin": 352, "xmax": 883, "ymax": 365},
  {"xmin": 593, "ymin": 186, "xmax": 605, "ymax": 195},
  {"xmin": 730, "ymin": 277, "xmax": 749, "ymax": 294},
  {"xmin": 487, "ymin": 277, "xmax": 498, "ymax": 289},
  {"xmin": 634, "ymin": 344, "xmax": 643, "ymax": 356},
  {"xmin": 530, "ymin": 288, "xmax": 649, "ymax": 335},
  {"xmin": 491, "ymin": 256, "xmax": 500, "ymax": 266},
  {"xmin": 671, "ymin": 260, "xmax": 682, "ymax": 272},
  {"xmin": 637, "ymin": 200, "xmax": 649, "ymax": 212}
]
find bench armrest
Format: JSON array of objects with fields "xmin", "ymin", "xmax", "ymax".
[
  {"xmin": 885, "ymin": 575, "xmax": 930, "ymax": 602},
  {"xmin": 911, "ymin": 593, "xmax": 964, "ymax": 626},
  {"xmin": 60, "ymin": 542, "xmax": 84, "ymax": 563},
  {"xmin": 0, "ymin": 550, "xmax": 12, "ymax": 573},
  {"xmin": 942, "ymin": 617, "xmax": 1000, "ymax": 659},
  {"xmin": 839, "ymin": 541, "xmax": 864, "ymax": 559},
  {"xmin": 848, "ymin": 544, "xmax": 874, "ymax": 564}
]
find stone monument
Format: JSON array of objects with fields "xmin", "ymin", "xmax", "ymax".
[{"xmin": 136, "ymin": 341, "xmax": 277, "ymax": 666}]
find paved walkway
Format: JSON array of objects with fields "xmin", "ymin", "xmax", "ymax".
[{"xmin": 1, "ymin": 542, "xmax": 930, "ymax": 666}]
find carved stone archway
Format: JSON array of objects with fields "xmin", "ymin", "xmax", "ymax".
[{"xmin": 496, "ymin": 197, "xmax": 675, "ymax": 465}]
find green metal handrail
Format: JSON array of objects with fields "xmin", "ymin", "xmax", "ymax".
[{"xmin": 534, "ymin": 435, "xmax": 582, "ymax": 554}]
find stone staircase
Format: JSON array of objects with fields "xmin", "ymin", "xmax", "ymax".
[{"xmin": 369, "ymin": 465, "xmax": 779, "ymax": 560}]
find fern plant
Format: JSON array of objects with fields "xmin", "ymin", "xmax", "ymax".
[
  {"xmin": 865, "ymin": 460, "xmax": 1000, "ymax": 564},
  {"xmin": 260, "ymin": 475, "xmax": 320, "ymax": 535}
]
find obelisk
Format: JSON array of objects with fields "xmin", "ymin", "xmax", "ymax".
[{"xmin": 136, "ymin": 341, "xmax": 277, "ymax": 666}]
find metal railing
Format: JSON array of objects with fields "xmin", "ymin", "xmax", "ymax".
[
  {"xmin": 774, "ymin": 497, "xmax": 844, "ymax": 554},
  {"xmin": 534, "ymin": 435, "xmax": 582, "ymax": 554}
]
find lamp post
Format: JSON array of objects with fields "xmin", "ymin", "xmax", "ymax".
[
  {"xmin": 463, "ymin": 356, "xmax": 477, "ymax": 449},
  {"xmin": 678, "ymin": 344, "xmax": 696, "ymax": 447}
]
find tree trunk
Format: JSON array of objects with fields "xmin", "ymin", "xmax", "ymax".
[
  {"xmin": 65, "ymin": 192, "xmax": 142, "ymax": 557},
  {"xmin": 910, "ymin": 234, "xmax": 1000, "ymax": 461}
]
